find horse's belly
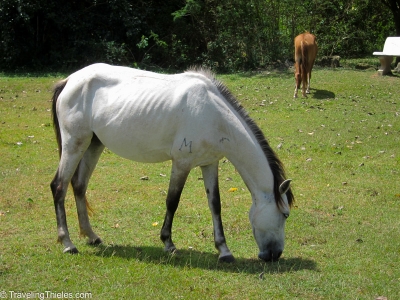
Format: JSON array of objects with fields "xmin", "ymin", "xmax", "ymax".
[
  {"xmin": 106, "ymin": 143, "xmax": 171, "ymax": 163},
  {"xmin": 94, "ymin": 125, "xmax": 174, "ymax": 163}
]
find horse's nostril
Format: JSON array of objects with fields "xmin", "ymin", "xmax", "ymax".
[
  {"xmin": 274, "ymin": 251, "xmax": 282, "ymax": 261},
  {"xmin": 258, "ymin": 251, "xmax": 273, "ymax": 262},
  {"xmin": 259, "ymin": 250, "xmax": 282, "ymax": 262}
]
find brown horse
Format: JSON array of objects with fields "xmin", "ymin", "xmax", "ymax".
[{"xmin": 294, "ymin": 32, "xmax": 318, "ymax": 98}]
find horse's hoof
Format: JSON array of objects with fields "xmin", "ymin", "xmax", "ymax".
[
  {"xmin": 88, "ymin": 237, "xmax": 102, "ymax": 246},
  {"xmin": 169, "ymin": 248, "xmax": 179, "ymax": 256},
  {"xmin": 218, "ymin": 254, "xmax": 235, "ymax": 263},
  {"xmin": 164, "ymin": 246, "xmax": 177, "ymax": 254},
  {"xmin": 163, "ymin": 242, "xmax": 177, "ymax": 253},
  {"xmin": 63, "ymin": 246, "xmax": 79, "ymax": 254}
]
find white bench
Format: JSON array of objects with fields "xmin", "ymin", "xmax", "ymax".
[{"xmin": 373, "ymin": 37, "xmax": 400, "ymax": 75}]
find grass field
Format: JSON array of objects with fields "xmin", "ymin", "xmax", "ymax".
[{"xmin": 1, "ymin": 65, "xmax": 399, "ymax": 299}]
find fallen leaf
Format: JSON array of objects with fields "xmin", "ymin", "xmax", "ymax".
[
  {"xmin": 228, "ymin": 187, "xmax": 238, "ymax": 192},
  {"xmin": 112, "ymin": 223, "xmax": 120, "ymax": 228},
  {"xmin": 152, "ymin": 222, "xmax": 159, "ymax": 227},
  {"xmin": 140, "ymin": 176, "xmax": 149, "ymax": 180}
]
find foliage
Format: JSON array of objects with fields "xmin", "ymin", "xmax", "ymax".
[
  {"xmin": 0, "ymin": 66, "xmax": 399, "ymax": 298},
  {"xmin": 0, "ymin": 0, "xmax": 397, "ymax": 71}
]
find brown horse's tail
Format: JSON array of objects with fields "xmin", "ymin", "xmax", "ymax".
[
  {"xmin": 301, "ymin": 41, "xmax": 309, "ymax": 88},
  {"xmin": 51, "ymin": 79, "xmax": 68, "ymax": 158}
]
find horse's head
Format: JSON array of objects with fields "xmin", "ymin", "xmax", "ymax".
[{"xmin": 249, "ymin": 179, "xmax": 292, "ymax": 262}]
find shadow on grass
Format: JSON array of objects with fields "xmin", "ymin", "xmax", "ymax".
[
  {"xmin": 92, "ymin": 244, "xmax": 317, "ymax": 274},
  {"xmin": 312, "ymin": 89, "xmax": 335, "ymax": 99}
]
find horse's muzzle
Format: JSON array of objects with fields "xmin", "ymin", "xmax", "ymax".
[{"xmin": 258, "ymin": 249, "xmax": 282, "ymax": 262}]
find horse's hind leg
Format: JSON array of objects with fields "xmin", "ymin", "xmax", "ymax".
[
  {"xmin": 71, "ymin": 135, "xmax": 105, "ymax": 246},
  {"xmin": 160, "ymin": 162, "xmax": 190, "ymax": 253},
  {"xmin": 201, "ymin": 162, "xmax": 234, "ymax": 262},
  {"xmin": 294, "ymin": 63, "xmax": 301, "ymax": 98},
  {"xmin": 51, "ymin": 138, "xmax": 92, "ymax": 253}
]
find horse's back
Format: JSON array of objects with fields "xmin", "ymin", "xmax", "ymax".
[
  {"xmin": 57, "ymin": 64, "xmax": 225, "ymax": 165},
  {"xmin": 294, "ymin": 33, "xmax": 317, "ymax": 58}
]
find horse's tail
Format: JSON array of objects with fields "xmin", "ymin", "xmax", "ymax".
[
  {"xmin": 51, "ymin": 79, "xmax": 68, "ymax": 158},
  {"xmin": 301, "ymin": 41, "xmax": 309, "ymax": 87}
]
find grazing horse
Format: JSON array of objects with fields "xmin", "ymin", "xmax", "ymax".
[
  {"xmin": 50, "ymin": 63, "xmax": 294, "ymax": 262},
  {"xmin": 294, "ymin": 32, "xmax": 318, "ymax": 98}
]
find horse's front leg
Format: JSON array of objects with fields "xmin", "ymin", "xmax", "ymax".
[
  {"xmin": 201, "ymin": 162, "xmax": 234, "ymax": 263},
  {"xmin": 160, "ymin": 163, "xmax": 190, "ymax": 253}
]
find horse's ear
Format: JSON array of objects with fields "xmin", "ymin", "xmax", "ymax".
[{"xmin": 279, "ymin": 179, "xmax": 292, "ymax": 195}]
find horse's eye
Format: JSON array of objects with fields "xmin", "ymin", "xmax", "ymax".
[{"xmin": 283, "ymin": 213, "xmax": 289, "ymax": 219}]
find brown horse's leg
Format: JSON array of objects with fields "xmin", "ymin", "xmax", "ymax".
[
  {"xmin": 301, "ymin": 67, "xmax": 308, "ymax": 97},
  {"xmin": 71, "ymin": 135, "xmax": 105, "ymax": 245},
  {"xmin": 160, "ymin": 162, "xmax": 190, "ymax": 253},
  {"xmin": 201, "ymin": 162, "xmax": 234, "ymax": 262},
  {"xmin": 306, "ymin": 72, "xmax": 311, "ymax": 94},
  {"xmin": 307, "ymin": 55, "xmax": 317, "ymax": 94},
  {"xmin": 294, "ymin": 62, "xmax": 301, "ymax": 98}
]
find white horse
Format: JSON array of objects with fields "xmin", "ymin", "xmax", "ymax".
[{"xmin": 50, "ymin": 63, "xmax": 294, "ymax": 262}]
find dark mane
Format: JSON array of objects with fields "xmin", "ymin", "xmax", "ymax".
[{"xmin": 187, "ymin": 67, "xmax": 294, "ymax": 208}]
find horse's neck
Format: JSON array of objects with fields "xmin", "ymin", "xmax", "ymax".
[{"xmin": 222, "ymin": 123, "xmax": 274, "ymax": 195}]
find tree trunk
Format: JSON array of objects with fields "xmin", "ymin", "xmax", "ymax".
[{"xmin": 381, "ymin": 0, "xmax": 400, "ymax": 63}]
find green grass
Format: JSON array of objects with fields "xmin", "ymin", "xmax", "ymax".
[{"xmin": 1, "ymin": 66, "xmax": 399, "ymax": 299}]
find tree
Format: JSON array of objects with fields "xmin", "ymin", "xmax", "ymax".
[
  {"xmin": 0, "ymin": 0, "xmax": 397, "ymax": 71},
  {"xmin": 381, "ymin": 0, "xmax": 400, "ymax": 35}
]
